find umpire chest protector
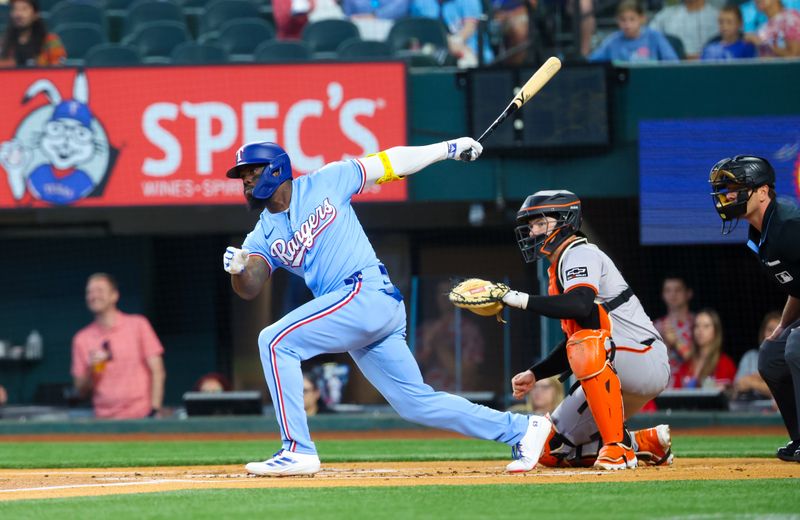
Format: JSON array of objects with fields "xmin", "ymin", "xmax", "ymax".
[{"xmin": 747, "ymin": 199, "xmax": 800, "ymax": 298}]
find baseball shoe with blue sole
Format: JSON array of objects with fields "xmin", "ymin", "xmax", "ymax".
[
  {"xmin": 245, "ymin": 449, "xmax": 321, "ymax": 476},
  {"xmin": 506, "ymin": 414, "xmax": 553, "ymax": 473}
]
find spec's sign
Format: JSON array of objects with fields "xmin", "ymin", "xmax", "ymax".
[{"xmin": 0, "ymin": 63, "xmax": 407, "ymax": 208}]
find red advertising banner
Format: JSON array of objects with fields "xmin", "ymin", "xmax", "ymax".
[{"xmin": 0, "ymin": 63, "xmax": 407, "ymax": 208}]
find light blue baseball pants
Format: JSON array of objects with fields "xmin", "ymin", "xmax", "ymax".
[{"xmin": 257, "ymin": 265, "xmax": 531, "ymax": 455}]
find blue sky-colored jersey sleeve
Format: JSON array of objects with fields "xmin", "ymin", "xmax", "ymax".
[
  {"xmin": 242, "ymin": 220, "xmax": 277, "ymax": 275},
  {"xmin": 310, "ymin": 160, "xmax": 366, "ymax": 205}
]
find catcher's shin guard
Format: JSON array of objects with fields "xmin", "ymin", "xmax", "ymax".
[{"xmin": 566, "ymin": 329, "xmax": 625, "ymax": 446}]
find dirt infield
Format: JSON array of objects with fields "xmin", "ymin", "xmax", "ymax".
[{"xmin": 1, "ymin": 458, "xmax": 798, "ymax": 502}]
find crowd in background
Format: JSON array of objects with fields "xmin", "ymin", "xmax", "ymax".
[
  {"xmin": 653, "ymin": 274, "xmax": 777, "ymax": 408},
  {"xmin": 0, "ymin": 0, "xmax": 798, "ymax": 71}
]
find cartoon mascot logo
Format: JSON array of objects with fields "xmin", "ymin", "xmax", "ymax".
[{"xmin": 0, "ymin": 71, "xmax": 116, "ymax": 206}]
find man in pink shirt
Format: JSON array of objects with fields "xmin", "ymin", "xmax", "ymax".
[{"xmin": 71, "ymin": 273, "xmax": 166, "ymax": 419}]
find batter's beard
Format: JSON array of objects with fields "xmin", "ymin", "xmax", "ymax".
[{"xmin": 245, "ymin": 193, "xmax": 267, "ymax": 212}]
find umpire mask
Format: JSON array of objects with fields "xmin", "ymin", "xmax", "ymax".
[
  {"xmin": 515, "ymin": 190, "xmax": 582, "ymax": 263},
  {"xmin": 709, "ymin": 155, "xmax": 775, "ymax": 235}
]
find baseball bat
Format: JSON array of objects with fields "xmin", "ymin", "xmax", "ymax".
[{"xmin": 460, "ymin": 56, "xmax": 562, "ymax": 161}]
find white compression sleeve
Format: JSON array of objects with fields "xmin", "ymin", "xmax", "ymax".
[{"xmin": 360, "ymin": 142, "xmax": 448, "ymax": 185}]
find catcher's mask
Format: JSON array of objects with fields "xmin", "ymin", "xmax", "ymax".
[
  {"xmin": 515, "ymin": 190, "xmax": 582, "ymax": 263},
  {"xmin": 709, "ymin": 155, "xmax": 774, "ymax": 235},
  {"xmin": 226, "ymin": 141, "xmax": 292, "ymax": 200}
]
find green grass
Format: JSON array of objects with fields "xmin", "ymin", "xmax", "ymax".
[
  {"xmin": 0, "ymin": 435, "xmax": 788, "ymax": 468},
  {"xmin": 3, "ymin": 480, "xmax": 799, "ymax": 519}
]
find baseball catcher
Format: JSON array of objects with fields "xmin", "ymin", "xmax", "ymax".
[{"xmin": 455, "ymin": 190, "xmax": 673, "ymax": 470}]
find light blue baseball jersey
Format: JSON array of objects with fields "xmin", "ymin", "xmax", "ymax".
[{"xmin": 242, "ymin": 160, "xmax": 377, "ymax": 297}]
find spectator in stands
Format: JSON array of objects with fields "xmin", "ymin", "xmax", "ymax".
[
  {"xmin": 733, "ymin": 311, "xmax": 780, "ymax": 402},
  {"xmin": 194, "ymin": 372, "xmax": 232, "ymax": 393},
  {"xmin": 745, "ymin": 0, "xmax": 800, "ymax": 57},
  {"xmin": 343, "ymin": 0, "xmax": 409, "ymax": 40},
  {"xmin": 589, "ymin": 1, "xmax": 678, "ymax": 64},
  {"xmin": 491, "ymin": 0, "xmax": 550, "ymax": 64},
  {"xmin": 415, "ymin": 280, "xmax": 486, "ymax": 392},
  {"xmin": 739, "ymin": 0, "xmax": 800, "ymax": 33},
  {"xmin": 701, "ymin": 5, "xmax": 758, "ymax": 60},
  {"xmin": 303, "ymin": 373, "xmax": 330, "ymax": 416},
  {"xmin": 654, "ymin": 275, "xmax": 695, "ymax": 385},
  {"xmin": 529, "ymin": 376, "xmax": 564, "ymax": 414},
  {"xmin": 0, "ymin": 384, "xmax": 6, "ymax": 406},
  {"xmin": 411, "ymin": 0, "xmax": 493, "ymax": 67},
  {"xmin": 649, "ymin": 0, "xmax": 719, "ymax": 59},
  {"xmin": 273, "ymin": 0, "xmax": 315, "ymax": 39},
  {"xmin": 71, "ymin": 273, "xmax": 166, "ymax": 419},
  {"xmin": 0, "ymin": 0, "xmax": 65, "ymax": 68},
  {"xmin": 673, "ymin": 308, "xmax": 737, "ymax": 391}
]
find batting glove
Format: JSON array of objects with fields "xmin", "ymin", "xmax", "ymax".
[
  {"xmin": 445, "ymin": 137, "xmax": 483, "ymax": 162},
  {"xmin": 223, "ymin": 246, "xmax": 250, "ymax": 275}
]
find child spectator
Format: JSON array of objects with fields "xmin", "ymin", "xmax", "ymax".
[
  {"xmin": 701, "ymin": 5, "xmax": 758, "ymax": 60},
  {"xmin": 673, "ymin": 309, "xmax": 737, "ymax": 391},
  {"xmin": 650, "ymin": 0, "xmax": 719, "ymax": 58},
  {"xmin": 0, "ymin": 0, "xmax": 65, "ymax": 68},
  {"xmin": 745, "ymin": 0, "xmax": 800, "ymax": 57},
  {"xmin": 653, "ymin": 275, "xmax": 695, "ymax": 385},
  {"xmin": 589, "ymin": 0, "xmax": 679, "ymax": 63}
]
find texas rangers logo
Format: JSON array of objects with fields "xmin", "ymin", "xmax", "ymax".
[
  {"xmin": 0, "ymin": 71, "xmax": 116, "ymax": 206},
  {"xmin": 270, "ymin": 198, "xmax": 337, "ymax": 267}
]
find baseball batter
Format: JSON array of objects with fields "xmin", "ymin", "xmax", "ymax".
[
  {"xmin": 493, "ymin": 190, "xmax": 673, "ymax": 469},
  {"xmin": 223, "ymin": 140, "xmax": 551, "ymax": 476}
]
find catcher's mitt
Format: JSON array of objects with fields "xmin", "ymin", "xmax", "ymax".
[{"xmin": 448, "ymin": 278, "xmax": 510, "ymax": 323}]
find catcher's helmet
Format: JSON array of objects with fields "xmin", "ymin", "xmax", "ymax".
[
  {"xmin": 709, "ymin": 155, "xmax": 775, "ymax": 233},
  {"xmin": 226, "ymin": 142, "xmax": 292, "ymax": 200},
  {"xmin": 515, "ymin": 190, "xmax": 582, "ymax": 263}
]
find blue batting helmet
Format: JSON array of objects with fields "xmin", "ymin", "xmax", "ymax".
[{"xmin": 226, "ymin": 142, "xmax": 292, "ymax": 200}]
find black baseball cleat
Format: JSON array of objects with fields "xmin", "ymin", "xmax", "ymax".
[{"xmin": 776, "ymin": 439, "xmax": 800, "ymax": 462}]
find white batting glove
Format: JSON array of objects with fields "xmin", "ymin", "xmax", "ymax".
[
  {"xmin": 223, "ymin": 246, "xmax": 250, "ymax": 275},
  {"xmin": 445, "ymin": 137, "xmax": 483, "ymax": 162}
]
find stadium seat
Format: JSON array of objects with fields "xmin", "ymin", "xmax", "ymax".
[
  {"xmin": 199, "ymin": 0, "xmax": 261, "ymax": 37},
  {"xmin": 170, "ymin": 41, "xmax": 229, "ymax": 64},
  {"xmin": 337, "ymin": 38, "xmax": 393, "ymax": 60},
  {"xmin": 49, "ymin": 2, "xmax": 106, "ymax": 34},
  {"xmin": 123, "ymin": 20, "xmax": 191, "ymax": 64},
  {"xmin": 123, "ymin": 0, "xmax": 186, "ymax": 39},
  {"xmin": 664, "ymin": 33, "xmax": 686, "ymax": 59},
  {"xmin": 0, "ymin": 4, "xmax": 8, "ymax": 34},
  {"xmin": 302, "ymin": 19, "xmax": 360, "ymax": 54},
  {"xmin": 56, "ymin": 23, "xmax": 107, "ymax": 64},
  {"xmin": 37, "ymin": 0, "xmax": 63, "ymax": 16},
  {"xmin": 386, "ymin": 17, "xmax": 448, "ymax": 53},
  {"xmin": 216, "ymin": 18, "xmax": 275, "ymax": 61},
  {"xmin": 84, "ymin": 43, "xmax": 142, "ymax": 66},
  {"xmin": 253, "ymin": 40, "xmax": 311, "ymax": 63},
  {"xmin": 105, "ymin": 0, "xmax": 141, "ymax": 42}
]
